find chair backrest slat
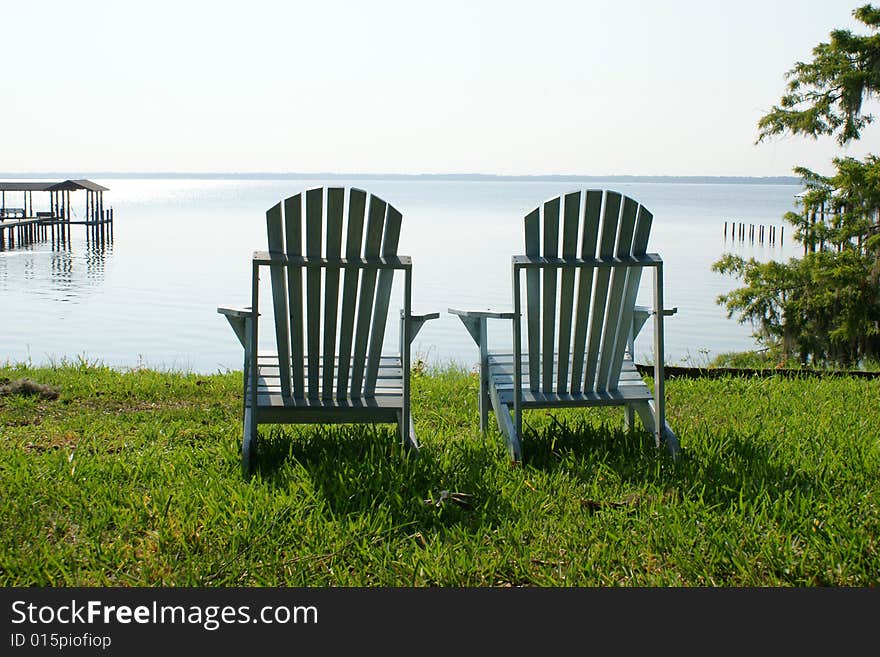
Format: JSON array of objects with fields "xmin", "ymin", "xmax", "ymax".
[
  {"xmin": 522, "ymin": 189, "xmax": 652, "ymax": 396},
  {"xmin": 595, "ymin": 195, "xmax": 638, "ymax": 392},
  {"xmin": 264, "ymin": 187, "xmax": 403, "ymax": 401},
  {"xmin": 583, "ymin": 191, "xmax": 621, "ymax": 392},
  {"xmin": 322, "ymin": 187, "xmax": 345, "ymax": 399},
  {"xmin": 349, "ymin": 194, "xmax": 387, "ymax": 396},
  {"xmin": 305, "ymin": 188, "xmax": 323, "ymax": 399},
  {"xmin": 336, "ymin": 188, "xmax": 367, "ymax": 398},
  {"xmin": 541, "ymin": 197, "xmax": 560, "ymax": 391},
  {"xmin": 556, "ymin": 191, "xmax": 580, "ymax": 392},
  {"xmin": 364, "ymin": 204, "xmax": 402, "ymax": 395},
  {"xmin": 266, "ymin": 202, "xmax": 292, "ymax": 398},
  {"xmin": 569, "ymin": 190, "xmax": 602, "ymax": 392},
  {"xmin": 283, "ymin": 194, "xmax": 305, "ymax": 398},
  {"xmin": 607, "ymin": 205, "xmax": 653, "ymax": 386},
  {"xmin": 524, "ymin": 208, "xmax": 541, "ymax": 391}
]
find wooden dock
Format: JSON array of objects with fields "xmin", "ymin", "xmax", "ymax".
[
  {"xmin": 0, "ymin": 212, "xmax": 113, "ymax": 249},
  {"xmin": 0, "ymin": 179, "xmax": 114, "ymax": 250}
]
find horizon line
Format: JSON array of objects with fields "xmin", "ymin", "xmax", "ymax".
[{"xmin": 0, "ymin": 171, "xmax": 803, "ymax": 184}]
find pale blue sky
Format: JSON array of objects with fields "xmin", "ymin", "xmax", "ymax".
[{"xmin": 2, "ymin": 0, "xmax": 874, "ymax": 176}]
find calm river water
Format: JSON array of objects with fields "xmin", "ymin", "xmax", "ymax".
[{"xmin": 0, "ymin": 177, "xmax": 802, "ymax": 373}]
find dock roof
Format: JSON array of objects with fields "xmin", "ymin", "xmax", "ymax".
[{"xmin": 0, "ymin": 179, "xmax": 109, "ymax": 192}]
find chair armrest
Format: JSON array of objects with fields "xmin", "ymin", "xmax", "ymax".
[
  {"xmin": 218, "ymin": 306, "xmax": 253, "ymax": 348},
  {"xmin": 631, "ymin": 305, "xmax": 677, "ymax": 343},
  {"xmin": 448, "ymin": 307, "xmax": 517, "ymax": 320},
  {"xmin": 449, "ymin": 308, "xmax": 516, "ymax": 348},
  {"xmin": 400, "ymin": 311, "xmax": 440, "ymax": 346},
  {"xmin": 408, "ymin": 312, "xmax": 440, "ymax": 322},
  {"xmin": 634, "ymin": 305, "xmax": 677, "ymax": 317},
  {"xmin": 217, "ymin": 305, "xmax": 253, "ymax": 318}
]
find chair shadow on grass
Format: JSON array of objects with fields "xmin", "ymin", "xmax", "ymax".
[
  {"xmin": 247, "ymin": 423, "xmax": 516, "ymax": 532},
  {"xmin": 244, "ymin": 410, "xmax": 819, "ymax": 531},
  {"xmin": 518, "ymin": 410, "xmax": 820, "ymax": 508}
]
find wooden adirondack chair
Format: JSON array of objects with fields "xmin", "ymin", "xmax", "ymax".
[
  {"xmin": 219, "ymin": 187, "xmax": 438, "ymax": 474},
  {"xmin": 450, "ymin": 189, "xmax": 679, "ymax": 461}
]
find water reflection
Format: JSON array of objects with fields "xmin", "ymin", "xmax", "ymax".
[
  {"xmin": 0, "ymin": 227, "xmax": 114, "ymax": 302},
  {"xmin": 84, "ymin": 226, "xmax": 113, "ymax": 284}
]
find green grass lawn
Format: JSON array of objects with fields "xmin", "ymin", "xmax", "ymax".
[{"xmin": 1, "ymin": 361, "xmax": 878, "ymax": 586}]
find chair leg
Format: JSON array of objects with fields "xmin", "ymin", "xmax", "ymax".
[
  {"xmin": 498, "ymin": 407, "xmax": 521, "ymax": 462},
  {"xmin": 513, "ymin": 405, "xmax": 523, "ymax": 462},
  {"xmin": 632, "ymin": 400, "xmax": 679, "ymax": 458},
  {"xmin": 479, "ymin": 365, "xmax": 489, "ymax": 434},
  {"xmin": 661, "ymin": 424, "xmax": 681, "ymax": 458},
  {"xmin": 241, "ymin": 406, "xmax": 256, "ymax": 476},
  {"xmin": 623, "ymin": 404, "xmax": 635, "ymax": 431},
  {"xmin": 488, "ymin": 383, "xmax": 522, "ymax": 461},
  {"xmin": 632, "ymin": 400, "xmax": 656, "ymax": 442},
  {"xmin": 398, "ymin": 410, "xmax": 420, "ymax": 451}
]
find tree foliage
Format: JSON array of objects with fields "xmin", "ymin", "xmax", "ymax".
[
  {"xmin": 715, "ymin": 8, "xmax": 880, "ymax": 366},
  {"xmin": 716, "ymin": 156, "xmax": 880, "ymax": 366},
  {"xmin": 714, "ymin": 250, "xmax": 880, "ymax": 367},
  {"xmin": 756, "ymin": 4, "xmax": 880, "ymax": 146}
]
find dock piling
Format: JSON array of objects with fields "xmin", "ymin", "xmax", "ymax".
[{"xmin": 724, "ymin": 220, "xmax": 785, "ymax": 247}]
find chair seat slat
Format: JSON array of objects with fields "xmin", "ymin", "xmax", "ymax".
[{"xmin": 497, "ymin": 387, "xmax": 654, "ymax": 407}]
